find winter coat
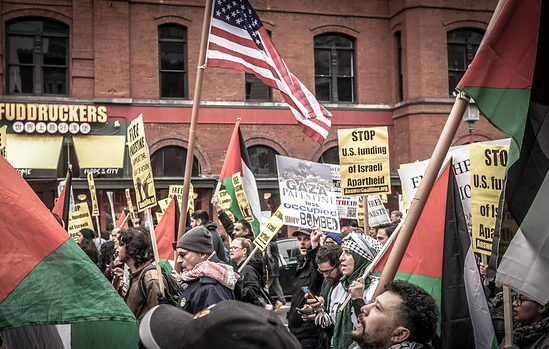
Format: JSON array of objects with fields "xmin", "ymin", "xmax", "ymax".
[
  {"xmin": 204, "ymin": 221, "xmax": 228, "ymax": 263},
  {"xmin": 124, "ymin": 261, "xmax": 160, "ymax": 322},
  {"xmin": 232, "ymin": 260, "xmax": 262, "ymax": 306}
]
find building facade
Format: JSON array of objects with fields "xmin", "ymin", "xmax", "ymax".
[{"xmin": 0, "ymin": 0, "xmax": 505, "ymax": 231}]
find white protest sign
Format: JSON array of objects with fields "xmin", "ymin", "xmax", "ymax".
[
  {"xmin": 276, "ymin": 155, "xmax": 340, "ymax": 233},
  {"xmin": 329, "ymin": 164, "xmax": 359, "ymax": 219},
  {"xmin": 367, "ymin": 195, "xmax": 391, "ymax": 226}
]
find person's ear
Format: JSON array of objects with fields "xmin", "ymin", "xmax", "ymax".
[
  {"xmin": 537, "ymin": 304, "xmax": 548, "ymax": 315},
  {"xmin": 390, "ymin": 326, "xmax": 410, "ymax": 343}
]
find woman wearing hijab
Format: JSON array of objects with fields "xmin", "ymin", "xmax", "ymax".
[{"xmin": 326, "ymin": 232, "xmax": 382, "ymax": 349}]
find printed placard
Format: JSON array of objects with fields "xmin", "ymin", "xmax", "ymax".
[
  {"xmin": 253, "ymin": 207, "xmax": 284, "ymax": 251},
  {"xmin": 87, "ymin": 172, "xmax": 99, "ymax": 216},
  {"xmin": 0, "ymin": 125, "xmax": 6, "ymax": 158},
  {"xmin": 218, "ymin": 189, "xmax": 235, "ymax": 222},
  {"xmin": 470, "ymin": 144, "xmax": 509, "ymax": 255},
  {"xmin": 67, "ymin": 202, "xmax": 94, "ymax": 241},
  {"xmin": 157, "ymin": 198, "xmax": 171, "ymax": 214},
  {"xmin": 125, "ymin": 188, "xmax": 136, "ymax": 221},
  {"xmin": 232, "ymin": 173, "xmax": 254, "ymax": 222},
  {"xmin": 329, "ymin": 164, "xmax": 359, "ymax": 219},
  {"xmin": 367, "ymin": 195, "xmax": 391, "ymax": 227},
  {"xmin": 276, "ymin": 155, "xmax": 339, "ymax": 233},
  {"xmin": 168, "ymin": 184, "xmax": 194, "ymax": 213},
  {"xmin": 127, "ymin": 114, "xmax": 156, "ymax": 211},
  {"xmin": 338, "ymin": 127, "xmax": 390, "ymax": 196}
]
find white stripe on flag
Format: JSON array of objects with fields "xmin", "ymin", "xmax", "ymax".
[{"xmin": 241, "ymin": 159, "xmax": 262, "ymax": 221}]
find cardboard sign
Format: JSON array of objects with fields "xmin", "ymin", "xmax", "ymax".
[
  {"xmin": 67, "ymin": 202, "xmax": 94, "ymax": 241},
  {"xmin": 470, "ymin": 144, "xmax": 509, "ymax": 255},
  {"xmin": 253, "ymin": 207, "xmax": 284, "ymax": 250},
  {"xmin": 329, "ymin": 164, "xmax": 359, "ymax": 219},
  {"xmin": 338, "ymin": 127, "xmax": 391, "ymax": 196},
  {"xmin": 127, "ymin": 114, "xmax": 156, "ymax": 211},
  {"xmin": 218, "ymin": 189, "xmax": 235, "ymax": 222},
  {"xmin": 0, "ymin": 125, "xmax": 6, "ymax": 158},
  {"xmin": 276, "ymin": 155, "xmax": 339, "ymax": 233},
  {"xmin": 125, "ymin": 188, "xmax": 136, "ymax": 221},
  {"xmin": 168, "ymin": 183, "xmax": 194, "ymax": 213},
  {"xmin": 87, "ymin": 172, "xmax": 99, "ymax": 216}
]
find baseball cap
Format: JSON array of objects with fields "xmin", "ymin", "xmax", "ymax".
[
  {"xmin": 139, "ymin": 301, "xmax": 300, "ymax": 349},
  {"xmin": 291, "ymin": 227, "xmax": 312, "ymax": 237}
]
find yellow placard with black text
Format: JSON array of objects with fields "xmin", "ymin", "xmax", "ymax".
[
  {"xmin": 67, "ymin": 202, "xmax": 94, "ymax": 241},
  {"xmin": 338, "ymin": 127, "xmax": 390, "ymax": 196},
  {"xmin": 168, "ymin": 184, "xmax": 194, "ymax": 213},
  {"xmin": 87, "ymin": 172, "xmax": 99, "ymax": 216},
  {"xmin": 470, "ymin": 144, "xmax": 509, "ymax": 255},
  {"xmin": 218, "ymin": 189, "xmax": 235, "ymax": 222},
  {"xmin": 253, "ymin": 207, "xmax": 284, "ymax": 251},
  {"xmin": 127, "ymin": 114, "xmax": 156, "ymax": 211}
]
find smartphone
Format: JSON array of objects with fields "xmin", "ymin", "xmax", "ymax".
[
  {"xmin": 296, "ymin": 307, "xmax": 313, "ymax": 315},
  {"xmin": 302, "ymin": 286, "xmax": 321, "ymax": 304}
]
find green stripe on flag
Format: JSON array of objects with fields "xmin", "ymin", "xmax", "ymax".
[
  {"xmin": 222, "ymin": 176, "xmax": 261, "ymax": 237},
  {"xmin": 71, "ymin": 320, "xmax": 138, "ymax": 348}
]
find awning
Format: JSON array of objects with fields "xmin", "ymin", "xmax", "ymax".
[
  {"xmin": 73, "ymin": 135, "xmax": 126, "ymax": 177},
  {"xmin": 6, "ymin": 134, "xmax": 63, "ymax": 178}
]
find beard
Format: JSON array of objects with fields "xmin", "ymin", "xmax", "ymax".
[{"xmin": 349, "ymin": 315, "xmax": 392, "ymax": 349}]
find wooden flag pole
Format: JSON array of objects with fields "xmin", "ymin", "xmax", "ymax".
[
  {"xmin": 176, "ymin": 0, "xmax": 214, "ymax": 244},
  {"xmin": 145, "ymin": 208, "xmax": 165, "ymax": 297},
  {"xmin": 363, "ymin": 196, "xmax": 370, "ymax": 233},
  {"xmin": 503, "ymin": 286, "xmax": 514, "ymax": 347},
  {"xmin": 372, "ymin": 92, "xmax": 470, "ymax": 299},
  {"xmin": 238, "ymin": 246, "xmax": 260, "ymax": 273},
  {"xmin": 95, "ymin": 216, "xmax": 101, "ymax": 246}
]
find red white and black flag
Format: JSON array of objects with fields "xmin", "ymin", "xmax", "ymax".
[{"xmin": 206, "ymin": 0, "xmax": 332, "ymax": 144}]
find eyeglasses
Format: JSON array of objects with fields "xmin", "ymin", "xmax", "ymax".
[
  {"xmin": 512, "ymin": 294, "xmax": 536, "ymax": 306},
  {"xmin": 317, "ymin": 265, "xmax": 338, "ymax": 275},
  {"xmin": 229, "ymin": 246, "xmax": 243, "ymax": 251}
]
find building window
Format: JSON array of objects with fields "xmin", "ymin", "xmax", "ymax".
[
  {"xmin": 159, "ymin": 24, "xmax": 188, "ymax": 98},
  {"xmin": 318, "ymin": 146, "xmax": 340, "ymax": 165},
  {"xmin": 248, "ymin": 145, "xmax": 279, "ymax": 178},
  {"xmin": 245, "ymin": 73, "xmax": 272, "ymax": 101},
  {"xmin": 314, "ymin": 33, "xmax": 355, "ymax": 103},
  {"xmin": 6, "ymin": 17, "xmax": 69, "ymax": 95},
  {"xmin": 395, "ymin": 31, "xmax": 403, "ymax": 102},
  {"xmin": 447, "ymin": 28, "xmax": 484, "ymax": 96},
  {"xmin": 151, "ymin": 146, "xmax": 200, "ymax": 177}
]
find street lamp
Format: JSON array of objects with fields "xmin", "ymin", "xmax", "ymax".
[{"xmin": 463, "ymin": 98, "xmax": 480, "ymax": 144}]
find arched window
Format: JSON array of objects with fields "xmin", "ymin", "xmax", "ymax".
[
  {"xmin": 6, "ymin": 17, "xmax": 69, "ymax": 95},
  {"xmin": 318, "ymin": 146, "xmax": 340, "ymax": 165},
  {"xmin": 248, "ymin": 145, "xmax": 279, "ymax": 178},
  {"xmin": 159, "ymin": 24, "xmax": 188, "ymax": 98},
  {"xmin": 447, "ymin": 28, "xmax": 484, "ymax": 96},
  {"xmin": 150, "ymin": 146, "xmax": 200, "ymax": 177},
  {"xmin": 314, "ymin": 33, "xmax": 356, "ymax": 103}
]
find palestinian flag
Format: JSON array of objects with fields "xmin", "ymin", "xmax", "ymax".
[
  {"xmin": 375, "ymin": 164, "xmax": 497, "ymax": 348},
  {"xmin": 219, "ymin": 121, "xmax": 261, "ymax": 236},
  {"xmin": 458, "ymin": 0, "xmax": 549, "ymax": 304},
  {"xmin": 52, "ymin": 168, "xmax": 72, "ymax": 228},
  {"xmin": 0, "ymin": 156, "xmax": 138, "ymax": 348},
  {"xmin": 154, "ymin": 197, "xmax": 180, "ymax": 273},
  {"xmin": 116, "ymin": 208, "xmax": 131, "ymax": 229}
]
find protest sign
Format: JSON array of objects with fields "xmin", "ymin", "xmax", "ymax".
[
  {"xmin": 329, "ymin": 164, "xmax": 359, "ymax": 219},
  {"xmin": 276, "ymin": 155, "xmax": 339, "ymax": 233},
  {"xmin": 127, "ymin": 114, "xmax": 156, "ymax": 211},
  {"xmin": 67, "ymin": 202, "xmax": 94, "ymax": 240},
  {"xmin": 168, "ymin": 184, "xmax": 194, "ymax": 214},
  {"xmin": 367, "ymin": 195, "xmax": 391, "ymax": 227},
  {"xmin": 470, "ymin": 144, "xmax": 509, "ymax": 255},
  {"xmin": 231, "ymin": 173, "xmax": 254, "ymax": 222},
  {"xmin": 338, "ymin": 127, "xmax": 390, "ymax": 196},
  {"xmin": 157, "ymin": 198, "xmax": 170, "ymax": 214},
  {"xmin": 0, "ymin": 125, "xmax": 6, "ymax": 158},
  {"xmin": 218, "ymin": 189, "xmax": 235, "ymax": 222},
  {"xmin": 398, "ymin": 139, "xmax": 510, "ymax": 226},
  {"xmin": 253, "ymin": 207, "xmax": 284, "ymax": 250},
  {"xmin": 87, "ymin": 172, "xmax": 99, "ymax": 216},
  {"xmin": 125, "ymin": 188, "xmax": 136, "ymax": 221}
]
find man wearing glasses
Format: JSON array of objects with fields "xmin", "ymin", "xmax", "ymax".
[{"xmin": 508, "ymin": 293, "xmax": 549, "ymax": 349}]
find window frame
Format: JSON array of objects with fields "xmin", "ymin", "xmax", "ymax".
[
  {"xmin": 447, "ymin": 28, "xmax": 484, "ymax": 96},
  {"xmin": 150, "ymin": 145, "xmax": 200, "ymax": 177},
  {"xmin": 158, "ymin": 24, "xmax": 188, "ymax": 99}
]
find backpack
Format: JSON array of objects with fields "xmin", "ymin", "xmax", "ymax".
[{"xmin": 138, "ymin": 264, "xmax": 183, "ymax": 306}]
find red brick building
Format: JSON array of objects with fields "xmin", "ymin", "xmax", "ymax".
[{"xmin": 0, "ymin": 0, "xmax": 505, "ymax": 230}]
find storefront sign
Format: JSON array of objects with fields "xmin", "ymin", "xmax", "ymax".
[{"xmin": 0, "ymin": 103, "xmax": 108, "ymax": 123}]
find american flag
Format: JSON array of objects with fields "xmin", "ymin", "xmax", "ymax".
[{"xmin": 206, "ymin": 0, "xmax": 332, "ymax": 144}]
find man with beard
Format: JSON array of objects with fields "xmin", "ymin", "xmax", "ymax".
[{"xmin": 350, "ymin": 280, "xmax": 438, "ymax": 349}]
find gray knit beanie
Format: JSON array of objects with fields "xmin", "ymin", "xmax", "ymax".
[{"xmin": 176, "ymin": 226, "xmax": 213, "ymax": 254}]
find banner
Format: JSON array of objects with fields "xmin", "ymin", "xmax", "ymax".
[
  {"xmin": 218, "ymin": 189, "xmax": 235, "ymax": 222},
  {"xmin": 87, "ymin": 172, "xmax": 99, "ymax": 216},
  {"xmin": 0, "ymin": 125, "xmax": 6, "ymax": 158},
  {"xmin": 168, "ymin": 184, "xmax": 194, "ymax": 214},
  {"xmin": 127, "ymin": 114, "xmax": 156, "ymax": 211},
  {"xmin": 276, "ymin": 155, "xmax": 339, "ymax": 233},
  {"xmin": 125, "ymin": 188, "xmax": 136, "ymax": 221},
  {"xmin": 398, "ymin": 139, "xmax": 511, "ymax": 226},
  {"xmin": 67, "ymin": 202, "xmax": 94, "ymax": 240},
  {"xmin": 329, "ymin": 164, "xmax": 359, "ymax": 219},
  {"xmin": 338, "ymin": 127, "xmax": 390, "ymax": 196},
  {"xmin": 367, "ymin": 195, "xmax": 391, "ymax": 227},
  {"xmin": 470, "ymin": 144, "xmax": 509, "ymax": 255},
  {"xmin": 253, "ymin": 207, "xmax": 284, "ymax": 250}
]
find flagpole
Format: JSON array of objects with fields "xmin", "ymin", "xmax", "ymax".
[
  {"xmin": 176, "ymin": 0, "xmax": 213, "ymax": 244},
  {"xmin": 503, "ymin": 286, "xmax": 514, "ymax": 347},
  {"xmin": 145, "ymin": 208, "xmax": 166, "ymax": 296},
  {"xmin": 363, "ymin": 196, "xmax": 370, "ymax": 233},
  {"xmin": 372, "ymin": 92, "xmax": 470, "ymax": 299}
]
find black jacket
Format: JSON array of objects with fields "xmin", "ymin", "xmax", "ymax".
[
  {"xmin": 287, "ymin": 245, "xmax": 323, "ymax": 340},
  {"xmin": 217, "ymin": 209, "xmax": 234, "ymax": 237},
  {"xmin": 204, "ymin": 221, "xmax": 227, "ymax": 263},
  {"xmin": 231, "ymin": 260, "xmax": 262, "ymax": 306}
]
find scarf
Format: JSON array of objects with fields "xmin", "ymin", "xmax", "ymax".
[
  {"xmin": 180, "ymin": 253, "xmax": 238, "ymax": 290},
  {"xmin": 388, "ymin": 341, "xmax": 430, "ymax": 349},
  {"xmin": 513, "ymin": 316, "xmax": 549, "ymax": 347},
  {"xmin": 330, "ymin": 232, "xmax": 381, "ymax": 349}
]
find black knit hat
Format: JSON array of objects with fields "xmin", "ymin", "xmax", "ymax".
[
  {"xmin": 176, "ymin": 226, "xmax": 213, "ymax": 254},
  {"xmin": 79, "ymin": 228, "xmax": 96, "ymax": 241},
  {"xmin": 139, "ymin": 301, "xmax": 301, "ymax": 349}
]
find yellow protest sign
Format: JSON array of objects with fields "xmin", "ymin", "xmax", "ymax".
[
  {"xmin": 232, "ymin": 173, "xmax": 254, "ymax": 222},
  {"xmin": 470, "ymin": 144, "xmax": 509, "ymax": 255},
  {"xmin": 253, "ymin": 207, "xmax": 284, "ymax": 250},
  {"xmin": 67, "ymin": 202, "xmax": 94, "ymax": 241},
  {"xmin": 0, "ymin": 125, "xmax": 6, "ymax": 158},
  {"xmin": 218, "ymin": 189, "xmax": 235, "ymax": 222},
  {"xmin": 125, "ymin": 188, "xmax": 136, "ymax": 221},
  {"xmin": 127, "ymin": 114, "xmax": 156, "ymax": 211},
  {"xmin": 155, "ymin": 212, "xmax": 164, "ymax": 223},
  {"xmin": 157, "ymin": 198, "xmax": 171, "ymax": 214},
  {"xmin": 168, "ymin": 183, "xmax": 194, "ymax": 213},
  {"xmin": 87, "ymin": 172, "xmax": 99, "ymax": 216},
  {"xmin": 338, "ymin": 127, "xmax": 390, "ymax": 196}
]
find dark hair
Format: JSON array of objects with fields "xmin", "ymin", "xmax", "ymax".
[
  {"xmin": 99, "ymin": 240, "xmax": 115, "ymax": 272},
  {"xmin": 191, "ymin": 210, "xmax": 209, "ymax": 224},
  {"xmin": 316, "ymin": 243, "xmax": 342, "ymax": 267},
  {"xmin": 234, "ymin": 237, "xmax": 253, "ymax": 256},
  {"xmin": 117, "ymin": 228, "xmax": 153, "ymax": 268},
  {"xmin": 385, "ymin": 280, "xmax": 438, "ymax": 344},
  {"xmin": 378, "ymin": 223, "xmax": 398, "ymax": 238},
  {"xmin": 235, "ymin": 220, "xmax": 252, "ymax": 233},
  {"xmin": 78, "ymin": 238, "xmax": 99, "ymax": 266},
  {"xmin": 100, "ymin": 230, "xmax": 110, "ymax": 241},
  {"xmin": 391, "ymin": 211, "xmax": 403, "ymax": 219}
]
